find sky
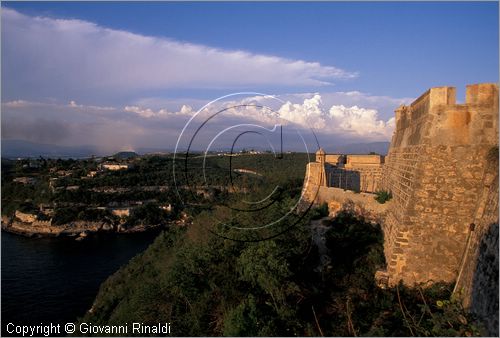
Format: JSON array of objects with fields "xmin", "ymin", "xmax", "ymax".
[{"xmin": 1, "ymin": 2, "xmax": 498, "ymax": 153}]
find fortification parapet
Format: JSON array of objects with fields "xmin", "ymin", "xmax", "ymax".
[
  {"xmin": 429, "ymin": 86, "xmax": 456, "ymax": 108},
  {"xmin": 382, "ymin": 83, "xmax": 499, "ymax": 287},
  {"xmin": 345, "ymin": 154, "xmax": 384, "ymax": 167},
  {"xmin": 300, "ymin": 83, "xmax": 498, "ymax": 335},
  {"xmin": 466, "ymin": 83, "xmax": 499, "ymax": 106},
  {"xmin": 324, "ymin": 154, "xmax": 344, "ymax": 166}
]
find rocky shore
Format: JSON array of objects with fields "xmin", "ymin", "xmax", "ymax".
[{"xmin": 1, "ymin": 215, "xmax": 180, "ymax": 239}]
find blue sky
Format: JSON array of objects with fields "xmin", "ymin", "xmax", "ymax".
[{"xmin": 1, "ymin": 2, "xmax": 498, "ymax": 152}]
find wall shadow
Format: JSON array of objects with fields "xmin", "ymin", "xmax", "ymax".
[
  {"xmin": 470, "ymin": 221, "xmax": 499, "ymax": 336},
  {"xmin": 326, "ymin": 166, "xmax": 361, "ymax": 192}
]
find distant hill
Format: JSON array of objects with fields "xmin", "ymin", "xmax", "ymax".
[
  {"xmin": 1, "ymin": 139, "xmax": 100, "ymax": 159},
  {"xmin": 113, "ymin": 151, "xmax": 138, "ymax": 159},
  {"xmin": 326, "ymin": 142, "xmax": 390, "ymax": 155},
  {"xmin": 1, "ymin": 139, "xmax": 391, "ymax": 159},
  {"xmin": 135, "ymin": 147, "xmax": 172, "ymax": 155}
]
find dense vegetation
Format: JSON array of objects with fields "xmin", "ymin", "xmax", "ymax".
[
  {"xmin": 1, "ymin": 153, "xmax": 309, "ymax": 228},
  {"xmin": 76, "ymin": 152, "xmax": 482, "ymax": 336},
  {"xmin": 3, "ymin": 154, "xmax": 482, "ymax": 336},
  {"xmin": 79, "ymin": 208, "xmax": 483, "ymax": 336}
]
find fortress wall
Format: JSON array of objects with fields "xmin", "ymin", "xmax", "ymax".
[
  {"xmin": 346, "ymin": 154, "xmax": 384, "ymax": 166},
  {"xmin": 352, "ymin": 165, "xmax": 383, "ymax": 193},
  {"xmin": 301, "ymin": 183, "xmax": 389, "ymax": 224},
  {"xmin": 312, "ymin": 150, "xmax": 384, "ymax": 193},
  {"xmin": 453, "ymin": 158, "xmax": 499, "ymax": 336},
  {"xmin": 302, "ymin": 157, "xmax": 387, "ymax": 223},
  {"xmin": 382, "ymin": 83, "xmax": 499, "ymax": 285},
  {"xmin": 305, "ymin": 162, "xmax": 325, "ymax": 187},
  {"xmin": 301, "ymin": 83, "xmax": 498, "ymax": 335},
  {"xmin": 301, "ymin": 162, "xmax": 324, "ymax": 204},
  {"xmin": 324, "ymin": 154, "xmax": 343, "ymax": 165},
  {"xmin": 328, "ymin": 166, "xmax": 383, "ymax": 193},
  {"xmin": 385, "ymin": 144, "xmax": 494, "ymax": 284}
]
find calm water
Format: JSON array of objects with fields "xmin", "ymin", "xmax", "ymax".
[{"xmin": 1, "ymin": 230, "xmax": 160, "ymax": 335}]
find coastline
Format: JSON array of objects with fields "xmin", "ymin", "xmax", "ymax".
[{"xmin": 1, "ymin": 216, "xmax": 171, "ymax": 238}]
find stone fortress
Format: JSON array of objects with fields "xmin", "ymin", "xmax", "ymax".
[
  {"xmin": 302, "ymin": 83, "xmax": 499, "ymax": 335},
  {"xmin": 311, "ymin": 150, "xmax": 384, "ymax": 193}
]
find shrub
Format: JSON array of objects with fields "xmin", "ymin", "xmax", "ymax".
[
  {"xmin": 375, "ymin": 190, "xmax": 392, "ymax": 204},
  {"xmin": 487, "ymin": 145, "xmax": 499, "ymax": 164},
  {"xmin": 52, "ymin": 207, "xmax": 82, "ymax": 225},
  {"xmin": 77, "ymin": 208, "xmax": 116, "ymax": 223},
  {"xmin": 126, "ymin": 202, "xmax": 170, "ymax": 226},
  {"xmin": 310, "ymin": 202, "xmax": 329, "ymax": 220}
]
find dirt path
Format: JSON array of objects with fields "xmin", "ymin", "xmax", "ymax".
[{"xmin": 311, "ymin": 217, "xmax": 331, "ymax": 272}]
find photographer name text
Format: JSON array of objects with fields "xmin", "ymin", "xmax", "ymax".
[{"xmin": 6, "ymin": 322, "xmax": 171, "ymax": 336}]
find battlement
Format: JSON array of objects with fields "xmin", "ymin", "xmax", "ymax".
[
  {"xmin": 383, "ymin": 82, "xmax": 499, "ymax": 288},
  {"xmin": 315, "ymin": 151, "xmax": 384, "ymax": 167},
  {"xmin": 311, "ymin": 149, "xmax": 384, "ymax": 193},
  {"xmin": 303, "ymin": 83, "xmax": 499, "ymax": 334},
  {"xmin": 465, "ymin": 83, "xmax": 499, "ymax": 106},
  {"xmin": 324, "ymin": 154, "xmax": 344, "ymax": 165},
  {"xmin": 345, "ymin": 154, "xmax": 384, "ymax": 167},
  {"xmin": 393, "ymin": 83, "xmax": 498, "ymax": 148},
  {"xmin": 396, "ymin": 83, "xmax": 498, "ymax": 126}
]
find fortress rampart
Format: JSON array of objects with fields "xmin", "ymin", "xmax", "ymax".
[
  {"xmin": 382, "ymin": 83, "xmax": 498, "ymax": 286},
  {"xmin": 301, "ymin": 83, "xmax": 499, "ymax": 335},
  {"xmin": 453, "ymin": 155, "xmax": 498, "ymax": 335},
  {"xmin": 306, "ymin": 149, "xmax": 385, "ymax": 194}
]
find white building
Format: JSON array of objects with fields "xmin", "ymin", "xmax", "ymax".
[
  {"xmin": 112, "ymin": 208, "xmax": 130, "ymax": 218},
  {"xmin": 102, "ymin": 163, "xmax": 130, "ymax": 171},
  {"xmin": 15, "ymin": 210, "xmax": 37, "ymax": 223}
]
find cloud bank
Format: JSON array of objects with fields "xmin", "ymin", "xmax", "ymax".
[
  {"xmin": 2, "ymin": 8, "xmax": 357, "ymax": 101},
  {"xmin": 2, "ymin": 91, "xmax": 402, "ymax": 152},
  {"xmin": 1, "ymin": 8, "xmax": 410, "ymax": 152}
]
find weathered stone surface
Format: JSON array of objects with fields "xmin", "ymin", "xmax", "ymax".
[
  {"xmin": 382, "ymin": 83, "xmax": 498, "ymax": 287},
  {"xmin": 301, "ymin": 184, "xmax": 390, "ymax": 224},
  {"xmin": 301, "ymin": 83, "xmax": 499, "ymax": 336},
  {"xmin": 381, "ymin": 83, "xmax": 499, "ymax": 335},
  {"xmin": 453, "ymin": 157, "xmax": 499, "ymax": 336},
  {"xmin": 304, "ymin": 150, "xmax": 385, "ymax": 194}
]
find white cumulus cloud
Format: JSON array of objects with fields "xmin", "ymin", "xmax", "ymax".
[
  {"xmin": 2, "ymin": 91, "xmax": 402, "ymax": 151},
  {"xmin": 276, "ymin": 94, "xmax": 395, "ymax": 139},
  {"xmin": 68, "ymin": 100, "xmax": 115, "ymax": 111},
  {"xmin": 124, "ymin": 104, "xmax": 193, "ymax": 118},
  {"xmin": 328, "ymin": 105, "xmax": 395, "ymax": 136},
  {"xmin": 278, "ymin": 94, "xmax": 326, "ymax": 129}
]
